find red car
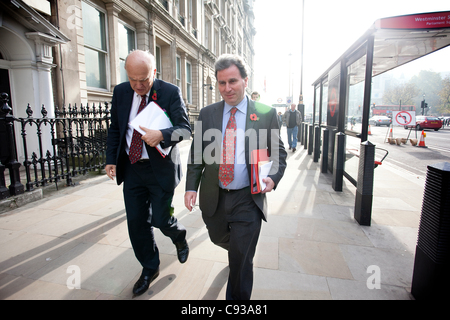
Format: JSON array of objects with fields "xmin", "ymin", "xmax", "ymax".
[{"xmin": 405, "ymin": 116, "xmax": 442, "ymax": 131}]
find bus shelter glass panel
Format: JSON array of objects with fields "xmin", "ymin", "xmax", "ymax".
[
  {"xmin": 315, "ymin": 85, "xmax": 320, "ymax": 124},
  {"xmin": 321, "ymin": 80, "xmax": 328, "ymax": 125},
  {"xmin": 345, "ymin": 55, "xmax": 366, "ymax": 134},
  {"xmin": 344, "ymin": 54, "xmax": 367, "ymax": 184},
  {"xmin": 344, "ymin": 135, "xmax": 361, "ymax": 185}
]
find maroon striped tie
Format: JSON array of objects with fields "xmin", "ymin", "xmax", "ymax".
[
  {"xmin": 219, "ymin": 107, "xmax": 237, "ymax": 187},
  {"xmin": 128, "ymin": 95, "xmax": 147, "ymax": 164}
]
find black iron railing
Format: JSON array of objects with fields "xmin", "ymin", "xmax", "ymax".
[{"xmin": 0, "ymin": 93, "xmax": 110, "ymax": 200}]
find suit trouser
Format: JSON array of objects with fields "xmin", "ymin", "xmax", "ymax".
[
  {"xmin": 202, "ymin": 187, "xmax": 263, "ymax": 300},
  {"xmin": 123, "ymin": 158, "xmax": 186, "ymax": 276}
]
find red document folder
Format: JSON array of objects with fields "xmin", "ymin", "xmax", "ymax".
[{"xmin": 251, "ymin": 149, "xmax": 269, "ymax": 194}]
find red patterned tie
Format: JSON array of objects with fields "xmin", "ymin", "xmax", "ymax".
[
  {"xmin": 129, "ymin": 95, "xmax": 147, "ymax": 164},
  {"xmin": 219, "ymin": 107, "xmax": 237, "ymax": 187}
]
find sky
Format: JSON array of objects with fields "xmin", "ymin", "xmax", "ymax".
[{"xmin": 252, "ymin": 0, "xmax": 450, "ymax": 110}]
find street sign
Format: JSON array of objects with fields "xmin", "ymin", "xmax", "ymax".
[{"xmin": 393, "ymin": 111, "xmax": 416, "ymax": 126}]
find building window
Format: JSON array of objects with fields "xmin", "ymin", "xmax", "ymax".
[
  {"xmin": 188, "ymin": 0, "xmax": 193, "ymax": 23},
  {"xmin": 119, "ymin": 22, "xmax": 136, "ymax": 83},
  {"xmin": 176, "ymin": 56, "xmax": 181, "ymax": 88},
  {"xmin": 159, "ymin": 0, "xmax": 169, "ymax": 11},
  {"xmin": 186, "ymin": 61, "xmax": 192, "ymax": 104},
  {"xmin": 188, "ymin": 0, "xmax": 197, "ymax": 37},
  {"xmin": 82, "ymin": 1, "xmax": 108, "ymax": 89},
  {"xmin": 215, "ymin": 27, "xmax": 219, "ymax": 54},
  {"xmin": 205, "ymin": 18, "xmax": 211, "ymax": 50},
  {"xmin": 237, "ymin": 35, "xmax": 242, "ymax": 56},
  {"xmin": 155, "ymin": 45, "xmax": 161, "ymax": 79}
]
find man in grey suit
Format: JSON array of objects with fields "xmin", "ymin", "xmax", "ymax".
[{"xmin": 184, "ymin": 54, "xmax": 287, "ymax": 300}]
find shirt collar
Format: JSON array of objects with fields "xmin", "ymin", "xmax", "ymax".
[
  {"xmin": 135, "ymin": 90, "xmax": 150, "ymax": 100},
  {"xmin": 224, "ymin": 97, "xmax": 248, "ymax": 115}
]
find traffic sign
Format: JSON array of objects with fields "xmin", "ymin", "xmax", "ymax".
[{"xmin": 393, "ymin": 111, "xmax": 415, "ymax": 126}]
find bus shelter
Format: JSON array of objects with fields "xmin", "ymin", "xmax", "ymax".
[{"xmin": 311, "ymin": 11, "xmax": 450, "ymax": 225}]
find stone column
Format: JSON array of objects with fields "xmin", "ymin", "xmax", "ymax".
[{"xmin": 105, "ymin": 2, "xmax": 122, "ymax": 89}]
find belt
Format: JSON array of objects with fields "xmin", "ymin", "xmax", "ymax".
[{"xmin": 219, "ymin": 186, "xmax": 250, "ymax": 193}]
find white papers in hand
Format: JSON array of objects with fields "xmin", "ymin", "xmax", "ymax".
[
  {"xmin": 128, "ymin": 102, "xmax": 173, "ymax": 157},
  {"xmin": 259, "ymin": 161, "xmax": 273, "ymax": 191}
]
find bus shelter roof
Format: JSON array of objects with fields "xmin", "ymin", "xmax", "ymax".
[{"xmin": 313, "ymin": 11, "xmax": 450, "ymax": 86}]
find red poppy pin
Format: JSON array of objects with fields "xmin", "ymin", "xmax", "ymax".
[
  {"xmin": 152, "ymin": 91, "xmax": 157, "ymax": 101},
  {"xmin": 250, "ymin": 113, "xmax": 259, "ymax": 121}
]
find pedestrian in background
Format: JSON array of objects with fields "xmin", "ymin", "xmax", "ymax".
[
  {"xmin": 283, "ymin": 103, "xmax": 302, "ymax": 152},
  {"xmin": 251, "ymin": 91, "xmax": 260, "ymax": 101},
  {"xmin": 277, "ymin": 111, "xmax": 283, "ymax": 132}
]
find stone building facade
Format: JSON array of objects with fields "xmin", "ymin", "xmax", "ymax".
[
  {"xmin": 0, "ymin": 0, "xmax": 256, "ymax": 162},
  {"xmin": 1, "ymin": 0, "xmax": 256, "ymax": 117}
]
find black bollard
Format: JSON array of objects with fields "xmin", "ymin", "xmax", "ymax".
[
  {"xmin": 299, "ymin": 121, "xmax": 304, "ymax": 146},
  {"xmin": 354, "ymin": 141, "xmax": 375, "ymax": 226},
  {"xmin": 332, "ymin": 132, "xmax": 345, "ymax": 192},
  {"xmin": 314, "ymin": 125, "xmax": 321, "ymax": 163},
  {"xmin": 308, "ymin": 125, "xmax": 314, "ymax": 156},
  {"xmin": 298, "ymin": 122, "xmax": 302, "ymax": 145},
  {"xmin": 321, "ymin": 128, "xmax": 329, "ymax": 173},
  {"xmin": 304, "ymin": 123, "xmax": 308, "ymax": 150}
]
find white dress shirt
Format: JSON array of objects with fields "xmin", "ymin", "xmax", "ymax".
[{"xmin": 125, "ymin": 91, "xmax": 150, "ymax": 160}]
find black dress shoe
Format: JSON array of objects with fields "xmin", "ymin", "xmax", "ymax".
[
  {"xmin": 175, "ymin": 240, "xmax": 189, "ymax": 264},
  {"xmin": 132, "ymin": 268, "xmax": 159, "ymax": 296}
]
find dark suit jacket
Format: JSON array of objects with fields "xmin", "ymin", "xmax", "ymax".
[
  {"xmin": 186, "ymin": 97, "xmax": 287, "ymax": 221},
  {"xmin": 106, "ymin": 79, "xmax": 191, "ymax": 193}
]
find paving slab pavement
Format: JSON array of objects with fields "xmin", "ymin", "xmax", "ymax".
[{"xmin": 0, "ymin": 128, "xmax": 426, "ymax": 300}]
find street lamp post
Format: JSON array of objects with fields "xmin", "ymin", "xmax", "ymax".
[
  {"xmin": 299, "ymin": 0, "xmax": 304, "ymax": 107},
  {"xmin": 297, "ymin": 0, "xmax": 305, "ymax": 142}
]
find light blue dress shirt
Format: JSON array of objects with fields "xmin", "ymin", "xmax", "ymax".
[{"xmin": 219, "ymin": 98, "xmax": 250, "ymax": 190}]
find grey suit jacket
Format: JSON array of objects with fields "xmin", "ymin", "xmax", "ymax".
[{"xmin": 186, "ymin": 97, "xmax": 287, "ymax": 221}]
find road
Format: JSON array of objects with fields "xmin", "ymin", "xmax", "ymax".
[{"xmin": 366, "ymin": 124, "xmax": 450, "ymax": 178}]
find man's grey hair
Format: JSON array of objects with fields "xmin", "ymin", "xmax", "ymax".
[{"xmin": 215, "ymin": 54, "xmax": 249, "ymax": 80}]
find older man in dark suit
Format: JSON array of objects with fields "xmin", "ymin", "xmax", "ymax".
[
  {"xmin": 106, "ymin": 50, "xmax": 191, "ymax": 296},
  {"xmin": 185, "ymin": 54, "xmax": 287, "ymax": 300}
]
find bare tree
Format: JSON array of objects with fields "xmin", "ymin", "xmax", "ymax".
[
  {"xmin": 383, "ymin": 82, "xmax": 418, "ymax": 105},
  {"xmin": 437, "ymin": 75, "xmax": 450, "ymax": 114}
]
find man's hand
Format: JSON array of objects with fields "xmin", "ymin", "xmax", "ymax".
[
  {"xmin": 261, "ymin": 177, "xmax": 275, "ymax": 194},
  {"xmin": 105, "ymin": 164, "xmax": 116, "ymax": 180},
  {"xmin": 184, "ymin": 191, "xmax": 197, "ymax": 212},
  {"xmin": 140, "ymin": 126, "xmax": 164, "ymax": 147}
]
